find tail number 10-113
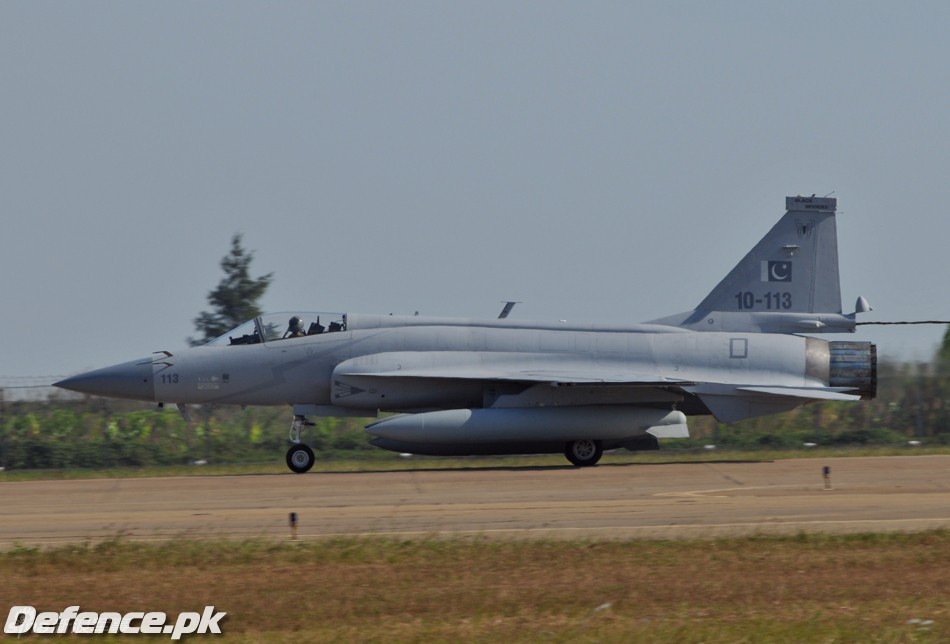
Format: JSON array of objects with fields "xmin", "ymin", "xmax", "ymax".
[{"xmin": 735, "ymin": 291, "xmax": 792, "ymax": 310}]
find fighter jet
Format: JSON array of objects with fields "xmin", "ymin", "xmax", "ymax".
[{"xmin": 56, "ymin": 195, "xmax": 876, "ymax": 473}]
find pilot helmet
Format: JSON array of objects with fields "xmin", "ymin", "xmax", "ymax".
[{"xmin": 289, "ymin": 316, "xmax": 304, "ymax": 331}]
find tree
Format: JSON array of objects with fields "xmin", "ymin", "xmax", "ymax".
[
  {"xmin": 937, "ymin": 326, "xmax": 950, "ymax": 375},
  {"xmin": 189, "ymin": 234, "xmax": 274, "ymax": 346}
]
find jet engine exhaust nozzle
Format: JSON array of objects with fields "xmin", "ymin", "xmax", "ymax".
[{"xmin": 828, "ymin": 341, "xmax": 877, "ymax": 400}]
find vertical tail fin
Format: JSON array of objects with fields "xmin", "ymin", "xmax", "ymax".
[
  {"xmin": 649, "ymin": 195, "xmax": 856, "ymax": 334},
  {"xmin": 697, "ymin": 195, "xmax": 841, "ymax": 315}
]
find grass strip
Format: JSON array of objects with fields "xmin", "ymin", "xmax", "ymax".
[{"xmin": 2, "ymin": 531, "xmax": 949, "ymax": 641}]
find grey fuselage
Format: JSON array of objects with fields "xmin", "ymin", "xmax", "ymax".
[{"xmin": 112, "ymin": 313, "xmax": 845, "ymax": 419}]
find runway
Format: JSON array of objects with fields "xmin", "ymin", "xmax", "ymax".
[{"xmin": 3, "ymin": 455, "xmax": 950, "ymax": 547}]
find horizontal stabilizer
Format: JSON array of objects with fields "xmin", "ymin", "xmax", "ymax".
[
  {"xmin": 694, "ymin": 384, "xmax": 861, "ymax": 423},
  {"xmin": 735, "ymin": 386, "xmax": 862, "ymax": 401}
]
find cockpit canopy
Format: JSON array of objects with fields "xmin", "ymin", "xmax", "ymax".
[{"xmin": 207, "ymin": 312, "xmax": 347, "ymax": 346}]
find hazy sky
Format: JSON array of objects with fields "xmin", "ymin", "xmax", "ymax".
[{"xmin": 2, "ymin": 2, "xmax": 949, "ymax": 382}]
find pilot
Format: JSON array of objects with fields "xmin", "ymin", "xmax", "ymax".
[{"xmin": 284, "ymin": 316, "xmax": 306, "ymax": 338}]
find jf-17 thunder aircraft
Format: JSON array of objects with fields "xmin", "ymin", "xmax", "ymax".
[{"xmin": 56, "ymin": 195, "xmax": 876, "ymax": 473}]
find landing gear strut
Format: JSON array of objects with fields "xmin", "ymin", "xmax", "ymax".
[
  {"xmin": 564, "ymin": 439, "xmax": 603, "ymax": 467},
  {"xmin": 286, "ymin": 414, "xmax": 316, "ymax": 473}
]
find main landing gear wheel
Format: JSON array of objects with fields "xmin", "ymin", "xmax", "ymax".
[
  {"xmin": 564, "ymin": 439, "xmax": 603, "ymax": 467},
  {"xmin": 286, "ymin": 444, "xmax": 315, "ymax": 474}
]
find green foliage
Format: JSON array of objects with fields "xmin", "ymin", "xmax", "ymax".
[
  {"xmin": 0, "ymin": 399, "xmax": 375, "ymax": 471},
  {"xmin": 190, "ymin": 233, "xmax": 274, "ymax": 346}
]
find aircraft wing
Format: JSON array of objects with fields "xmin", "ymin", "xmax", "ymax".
[
  {"xmin": 333, "ymin": 351, "xmax": 691, "ymax": 386},
  {"xmin": 334, "ymin": 352, "xmax": 867, "ymax": 423}
]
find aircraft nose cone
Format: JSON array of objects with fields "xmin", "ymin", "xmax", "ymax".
[{"xmin": 54, "ymin": 358, "xmax": 155, "ymax": 401}]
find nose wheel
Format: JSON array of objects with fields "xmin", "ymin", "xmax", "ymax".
[{"xmin": 286, "ymin": 444, "xmax": 315, "ymax": 473}]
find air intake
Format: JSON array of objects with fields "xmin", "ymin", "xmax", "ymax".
[{"xmin": 829, "ymin": 341, "xmax": 877, "ymax": 399}]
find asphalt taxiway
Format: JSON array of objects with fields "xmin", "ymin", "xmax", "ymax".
[{"xmin": 3, "ymin": 455, "xmax": 950, "ymax": 547}]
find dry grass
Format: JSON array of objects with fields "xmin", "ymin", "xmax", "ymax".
[{"xmin": 2, "ymin": 532, "xmax": 949, "ymax": 641}]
